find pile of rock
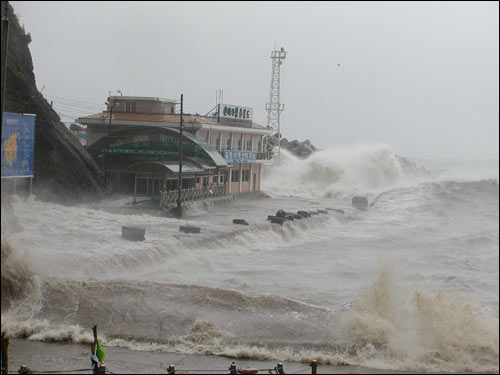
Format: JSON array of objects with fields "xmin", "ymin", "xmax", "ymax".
[
  {"xmin": 280, "ymin": 138, "xmax": 318, "ymax": 158},
  {"xmin": 396, "ymin": 155, "xmax": 431, "ymax": 177},
  {"xmin": 267, "ymin": 208, "xmax": 329, "ymax": 225}
]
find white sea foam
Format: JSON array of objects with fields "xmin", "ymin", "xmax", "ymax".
[
  {"xmin": 3, "ymin": 266, "xmax": 496, "ymax": 372},
  {"xmin": 262, "ymin": 143, "xmax": 423, "ymax": 199},
  {"xmin": 415, "ymin": 158, "xmax": 499, "ymax": 183},
  {"xmin": 340, "ymin": 265, "xmax": 499, "ymax": 372}
]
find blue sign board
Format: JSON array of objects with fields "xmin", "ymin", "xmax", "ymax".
[
  {"xmin": 222, "ymin": 149, "xmax": 256, "ymax": 163},
  {"xmin": 1, "ymin": 112, "xmax": 36, "ymax": 177}
]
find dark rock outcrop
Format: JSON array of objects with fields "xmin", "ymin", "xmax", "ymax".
[
  {"xmin": 233, "ymin": 219, "xmax": 249, "ymax": 225},
  {"xmin": 297, "ymin": 210, "xmax": 311, "ymax": 218},
  {"xmin": 1, "ymin": 2, "xmax": 106, "ymax": 203},
  {"xmin": 280, "ymin": 138, "xmax": 318, "ymax": 158},
  {"xmin": 262, "ymin": 132, "xmax": 319, "ymax": 159},
  {"xmin": 396, "ymin": 155, "xmax": 431, "ymax": 177}
]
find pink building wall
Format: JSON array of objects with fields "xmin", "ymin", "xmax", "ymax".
[
  {"xmin": 220, "ymin": 132, "xmax": 231, "ymax": 150},
  {"xmin": 252, "ymin": 163, "xmax": 261, "ymax": 191},
  {"xmin": 227, "ymin": 163, "xmax": 262, "ymax": 193},
  {"xmin": 240, "ymin": 163, "xmax": 251, "ymax": 193},
  {"xmin": 197, "ymin": 129, "xmax": 208, "ymax": 142}
]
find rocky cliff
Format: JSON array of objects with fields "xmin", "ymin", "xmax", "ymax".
[{"xmin": 1, "ymin": 1, "xmax": 106, "ymax": 203}]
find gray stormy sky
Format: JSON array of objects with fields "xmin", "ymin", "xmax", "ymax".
[{"xmin": 9, "ymin": 1, "xmax": 500, "ymax": 160}]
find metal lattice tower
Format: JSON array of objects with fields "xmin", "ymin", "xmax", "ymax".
[{"xmin": 264, "ymin": 47, "xmax": 287, "ymax": 164}]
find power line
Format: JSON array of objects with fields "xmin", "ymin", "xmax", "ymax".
[
  {"xmin": 41, "ymin": 86, "xmax": 107, "ymax": 104},
  {"xmin": 48, "ymin": 100, "xmax": 103, "ymax": 111},
  {"xmin": 51, "ymin": 105, "xmax": 101, "ymax": 116},
  {"xmin": 43, "ymin": 93, "xmax": 104, "ymax": 106},
  {"xmin": 51, "ymin": 106, "xmax": 90, "ymax": 116},
  {"xmin": 51, "ymin": 105, "xmax": 99, "ymax": 116},
  {"xmin": 54, "ymin": 110, "xmax": 86, "ymax": 121}
]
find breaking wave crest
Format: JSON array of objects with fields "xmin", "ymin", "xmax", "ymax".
[
  {"xmin": 340, "ymin": 265, "xmax": 499, "ymax": 372},
  {"xmin": 1, "ymin": 236, "xmax": 39, "ymax": 308},
  {"xmin": 262, "ymin": 143, "xmax": 498, "ymax": 201},
  {"xmin": 186, "ymin": 214, "xmax": 335, "ymax": 252},
  {"xmin": 262, "ymin": 143, "xmax": 428, "ymax": 199},
  {"xmin": 2, "ymin": 265, "xmax": 497, "ymax": 372},
  {"xmin": 2, "ymin": 195, "xmax": 339, "ymax": 281}
]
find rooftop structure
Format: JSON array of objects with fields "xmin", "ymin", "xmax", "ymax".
[{"xmin": 106, "ymin": 96, "xmax": 177, "ymax": 114}]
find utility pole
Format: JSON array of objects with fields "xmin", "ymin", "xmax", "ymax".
[
  {"xmin": 103, "ymin": 102, "xmax": 113, "ymax": 187},
  {"xmin": 1, "ymin": 1, "xmax": 10, "ymax": 137},
  {"xmin": 105, "ymin": 104, "xmax": 113, "ymax": 185},
  {"xmin": 108, "ymin": 105, "xmax": 113, "ymax": 136},
  {"xmin": 176, "ymin": 94, "xmax": 183, "ymax": 218},
  {"xmin": 216, "ymin": 89, "xmax": 223, "ymax": 122}
]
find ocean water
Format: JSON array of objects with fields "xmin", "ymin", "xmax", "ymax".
[{"xmin": 1, "ymin": 143, "xmax": 499, "ymax": 373}]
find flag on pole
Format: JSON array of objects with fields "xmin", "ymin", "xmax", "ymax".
[{"xmin": 96, "ymin": 338, "xmax": 107, "ymax": 363}]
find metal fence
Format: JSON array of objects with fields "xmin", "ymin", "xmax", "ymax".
[{"xmin": 160, "ymin": 184, "xmax": 227, "ymax": 207}]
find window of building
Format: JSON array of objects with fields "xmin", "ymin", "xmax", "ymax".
[
  {"xmin": 231, "ymin": 170, "xmax": 240, "ymax": 182},
  {"xmin": 219, "ymin": 175, "xmax": 225, "ymax": 183},
  {"xmin": 211, "ymin": 137, "xmax": 219, "ymax": 149},
  {"xmin": 203, "ymin": 177, "xmax": 208, "ymax": 186},
  {"xmin": 246, "ymin": 140, "xmax": 252, "ymax": 151},
  {"xmin": 227, "ymin": 138, "xmax": 232, "ymax": 149},
  {"xmin": 126, "ymin": 102, "xmax": 136, "ymax": 113},
  {"xmin": 237, "ymin": 138, "xmax": 242, "ymax": 150},
  {"xmin": 242, "ymin": 170, "xmax": 250, "ymax": 182}
]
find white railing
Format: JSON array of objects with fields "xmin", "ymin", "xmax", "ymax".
[{"xmin": 160, "ymin": 184, "xmax": 227, "ymax": 207}]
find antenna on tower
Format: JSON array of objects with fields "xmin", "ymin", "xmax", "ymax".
[{"xmin": 264, "ymin": 46, "xmax": 287, "ymax": 165}]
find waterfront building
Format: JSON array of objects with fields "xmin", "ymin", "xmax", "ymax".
[{"xmin": 77, "ymin": 96, "xmax": 271, "ymax": 206}]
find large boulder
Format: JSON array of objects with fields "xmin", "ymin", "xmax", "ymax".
[
  {"xmin": 294, "ymin": 140, "xmax": 316, "ymax": 158},
  {"xmin": 396, "ymin": 155, "xmax": 431, "ymax": 177},
  {"xmin": 281, "ymin": 138, "xmax": 318, "ymax": 159},
  {"xmin": 352, "ymin": 196, "xmax": 369, "ymax": 211},
  {"xmin": 288, "ymin": 140, "xmax": 300, "ymax": 149}
]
